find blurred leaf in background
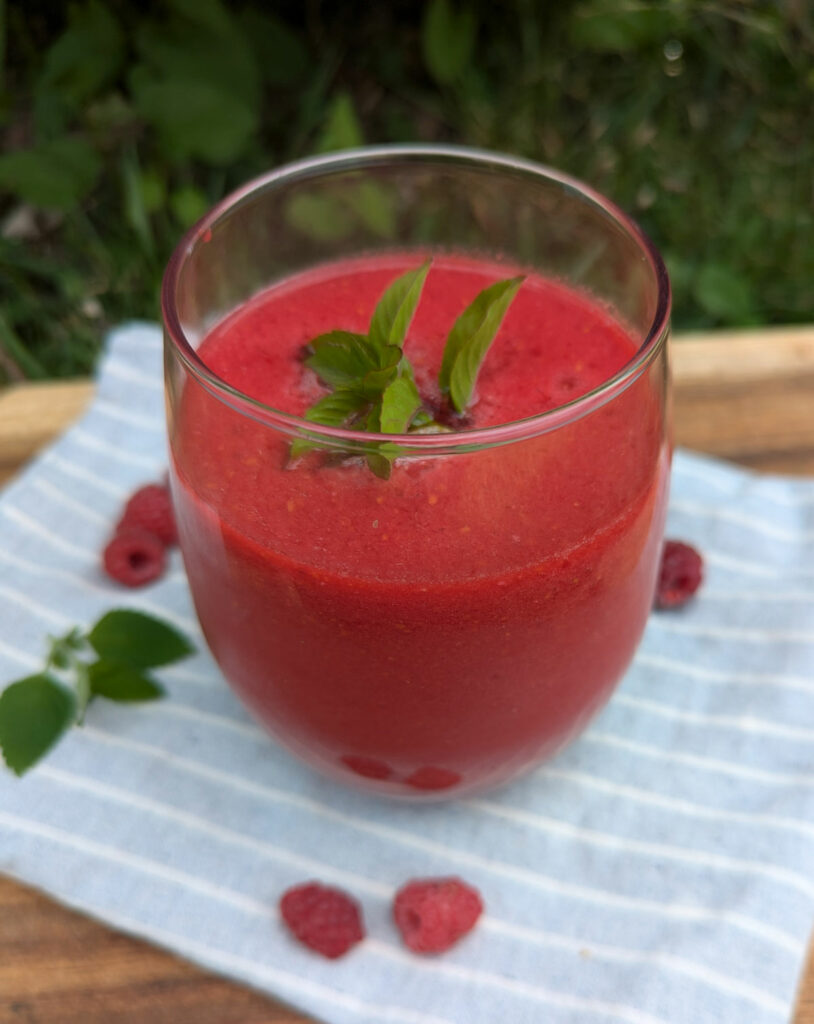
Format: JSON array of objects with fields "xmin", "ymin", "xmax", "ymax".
[
  {"xmin": 0, "ymin": 0, "xmax": 812, "ymax": 383},
  {"xmin": 422, "ymin": 0, "xmax": 477, "ymax": 84},
  {"xmin": 0, "ymin": 137, "xmax": 101, "ymax": 210}
]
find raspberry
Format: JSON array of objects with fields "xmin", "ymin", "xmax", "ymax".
[
  {"xmin": 393, "ymin": 877, "xmax": 483, "ymax": 954},
  {"xmin": 103, "ymin": 528, "xmax": 166, "ymax": 587},
  {"xmin": 404, "ymin": 766, "xmax": 461, "ymax": 791},
  {"xmin": 341, "ymin": 754, "xmax": 393, "ymax": 780},
  {"xmin": 656, "ymin": 539, "xmax": 704, "ymax": 609},
  {"xmin": 280, "ymin": 882, "xmax": 365, "ymax": 959},
  {"xmin": 119, "ymin": 484, "xmax": 177, "ymax": 546}
]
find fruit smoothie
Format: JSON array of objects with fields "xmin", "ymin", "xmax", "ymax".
[{"xmin": 170, "ymin": 255, "xmax": 669, "ymax": 796}]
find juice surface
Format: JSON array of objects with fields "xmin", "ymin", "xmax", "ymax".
[{"xmin": 171, "ymin": 255, "xmax": 669, "ymax": 796}]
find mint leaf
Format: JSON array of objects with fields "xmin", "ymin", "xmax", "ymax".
[
  {"xmin": 368, "ymin": 261, "xmax": 431, "ymax": 354},
  {"xmin": 306, "ymin": 334, "xmax": 402, "ymax": 397},
  {"xmin": 48, "ymin": 645, "xmax": 72, "ymax": 670},
  {"xmin": 410, "ymin": 407, "xmax": 446, "ymax": 431},
  {"xmin": 89, "ymin": 661, "xmax": 165, "ymax": 702},
  {"xmin": 293, "ymin": 262, "xmax": 523, "ymax": 474},
  {"xmin": 2, "ymin": 610, "xmax": 192, "ymax": 776},
  {"xmin": 74, "ymin": 660, "xmax": 91, "ymax": 723},
  {"xmin": 304, "ymin": 389, "xmax": 369, "ymax": 427},
  {"xmin": 362, "ymin": 401, "xmax": 392, "ymax": 479},
  {"xmin": 440, "ymin": 276, "xmax": 524, "ymax": 413},
  {"xmin": 290, "ymin": 389, "xmax": 369, "ymax": 459},
  {"xmin": 64, "ymin": 627, "xmax": 85, "ymax": 651},
  {"xmin": 366, "ymin": 452, "xmax": 393, "ymax": 480},
  {"xmin": 355, "ymin": 348, "xmax": 403, "ymax": 398},
  {"xmin": 88, "ymin": 610, "xmax": 194, "ymax": 669},
  {"xmin": 306, "ymin": 332, "xmax": 379, "ymax": 388},
  {"xmin": 380, "ymin": 376, "xmax": 423, "ymax": 433},
  {"xmin": 367, "ymin": 439, "xmax": 403, "ymax": 480},
  {"xmin": 0, "ymin": 675, "xmax": 76, "ymax": 776}
]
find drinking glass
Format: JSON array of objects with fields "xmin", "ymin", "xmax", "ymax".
[{"xmin": 163, "ymin": 146, "xmax": 671, "ymax": 798}]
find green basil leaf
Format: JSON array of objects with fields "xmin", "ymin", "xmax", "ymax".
[
  {"xmin": 88, "ymin": 610, "xmax": 194, "ymax": 669},
  {"xmin": 369, "ymin": 261, "xmax": 431, "ymax": 354},
  {"xmin": 440, "ymin": 276, "xmax": 524, "ymax": 413},
  {"xmin": 88, "ymin": 661, "xmax": 165, "ymax": 702},
  {"xmin": 0, "ymin": 675, "xmax": 76, "ymax": 776},
  {"xmin": 306, "ymin": 332, "xmax": 379, "ymax": 387},
  {"xmin": 380, "ymin": 376, "xmax": 423, "ymax": 434}
]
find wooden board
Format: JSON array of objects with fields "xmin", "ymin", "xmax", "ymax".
[{"xmin": 1, "ymin": 324, "xmax": 813, "ymax": 1023}]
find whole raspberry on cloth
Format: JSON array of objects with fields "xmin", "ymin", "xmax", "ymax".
[
  {"xmin": 656, "ymin": 539, "xmax": 704, "ymax": 609},
  {"xmin": 393, "ymin": 877, "xmax": 483, "ymax": 954},
  {"xmin": 118, "ymin": 483, "xmax": 177, "ymax": 546},
  {"xmin": 102, "ymin": 479, "xmax": 178, "ymax": 587},
  {"xmin": 280, "ymin": 882, "xmax": 365, "ymax": 959},
  {"xmin": 103, "ymin": 528, "xmax": 166, "ymax": 587}
]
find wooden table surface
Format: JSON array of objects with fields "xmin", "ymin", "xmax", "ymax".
[{"xmin": 1, "ymin": 325, "xmax": 814, "ymax": 1023}]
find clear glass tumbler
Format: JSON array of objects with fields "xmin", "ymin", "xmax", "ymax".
[{"xmin": 163, "ymin": 146, "xmax": 671, "ymax": 799}]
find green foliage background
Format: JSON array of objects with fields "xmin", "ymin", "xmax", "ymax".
[{"xmin": 1, "ymin": 0, "xmax": 812, "ymax": 382}]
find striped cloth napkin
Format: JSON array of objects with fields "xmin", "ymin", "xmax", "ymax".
[{"xmin": 1, "ymin": 323, "xmax": 814, "ymax": 1024}]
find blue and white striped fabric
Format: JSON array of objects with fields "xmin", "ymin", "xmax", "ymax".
[{"xmin": 1, "ymin": 323, "xmax": 813, "ymax": 1024}]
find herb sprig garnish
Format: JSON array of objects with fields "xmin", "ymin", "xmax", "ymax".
[
  {"xmin": 0, "ymin": 610, "xmax": 194, "ymax": 776},
  {"xmin": 291, "ymin": 261, "xmax": 524, "ymax": 478}
]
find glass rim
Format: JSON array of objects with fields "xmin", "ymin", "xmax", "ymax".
[{"xmin": 161, "ymin": 144, "xmax": 671, "ymax": 450}]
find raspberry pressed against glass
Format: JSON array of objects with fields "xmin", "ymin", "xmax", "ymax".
[
  {"xmin": 393, "ymin": 877, "xmax": 483, "ymax": 954},
  {"xmin": 340, "ymin": 754, "xmax": 394, "ymax": 780},
  {"xmin": 119, "ymin": 483, "xmax": 177, "ymax": 545},
  {"xmin": 280, "ymin": 882, "xmax": 365, "ymax": 959},
  {"xmin": 656, "ymin": 539, "xmax": 704, "ymax": 609},
  {"xmin": 404, "ymin": 766, "xmax": 461, "ymax": 791},
  {"xmin": 103, "ymin": 528, "xmax": 166, "ymax": 587}
]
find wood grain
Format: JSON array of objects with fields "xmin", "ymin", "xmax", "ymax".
[
  {"xmin": 0, "ymin": 875, "xmax": 313, "ymax": 1024},
  {"xmin": 671, "ymin": 325, "xmax": 814, "ymax": 475},
  {"xmin": 1, "ymin": 325, "xmax": 813, "ymax": 1023},
  {"xmin": 0, "ymin": 380, "xmax": 94, "ymax": 487}
]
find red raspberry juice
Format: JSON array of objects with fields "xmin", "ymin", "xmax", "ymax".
[{"xmin": 170, "ymin": 255, "xmax": 669, "ymax": 797}]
